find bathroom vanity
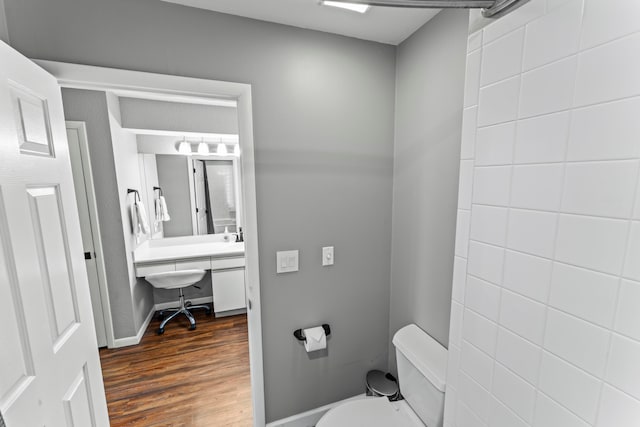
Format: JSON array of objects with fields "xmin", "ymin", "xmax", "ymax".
[{"xmin": 134, "ymin": 235, "xmax": 246, "ymax": 316}]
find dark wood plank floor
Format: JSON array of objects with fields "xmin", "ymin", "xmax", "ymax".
[{"xmin": 99, "ymin": 311, "xmax": 252, "ymax": 427}]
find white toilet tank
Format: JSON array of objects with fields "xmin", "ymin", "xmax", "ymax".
[{"xmin": 392, "ymin": 324, "xmax": 448, "ymax": 427}]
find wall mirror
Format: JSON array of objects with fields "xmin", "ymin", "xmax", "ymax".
[{"xmin": 137, "ymin": 134, "xmax": 243, "ymax": 239}]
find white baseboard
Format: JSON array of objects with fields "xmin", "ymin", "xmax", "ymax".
[
  {"xmin": 266, "ymin": 395, "xmax": 368, "ymax": 427},
  {"xmin": 109, "ymin": 297, "xmax": 214, "ymax": 349},
  {"xmin": 154, "ymin": 296, "xmax": 213, "ymax": 311},
  {"xmin": 111, "ymin": 305, "xmax": 155, "ymax": 348}
]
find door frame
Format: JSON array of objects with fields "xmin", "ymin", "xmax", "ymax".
[
  {"xmin": 35, "ymin": 60, "xmax": 266, "ymax": 427},
  {"xmin": 65, "ymin": 121, "xmax": 115, "ymax": 348}
]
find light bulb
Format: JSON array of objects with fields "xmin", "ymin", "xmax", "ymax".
[
  {"xmin": 216, "ymin": 143, "xmax": 228, "ymax": 156},
  {"xmin": 198, "ymin": 142, "xmax": 209, "ymax": 154},
  {"xmin": 178, "ymin": 141, "xmax": 191, "ymax": 154}
]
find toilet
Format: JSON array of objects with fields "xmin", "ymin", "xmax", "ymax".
[{"xmin": 317, "ymin": 324, "xmax": 447, "ymax": 427}]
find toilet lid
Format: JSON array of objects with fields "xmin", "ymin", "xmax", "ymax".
[{"xmin": 317, "ymin": 398, "xmax": 424, "ymax": 427}]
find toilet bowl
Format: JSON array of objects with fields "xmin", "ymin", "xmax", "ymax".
[
  {"xmin": 316, "ymin": 397, "xmax": 423, "ymax": 427},
  {"xmin": 317, "ymin": 324, "xmax": 448, "ymax": 427}
]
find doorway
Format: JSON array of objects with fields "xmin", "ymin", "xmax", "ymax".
[
  {"xmin": 66, "ymin": 121, "xmax": 113, "ymax": 348},
  {"xmin": 38, "ymin": 60, "xmax": 266, "ymax": 426}
]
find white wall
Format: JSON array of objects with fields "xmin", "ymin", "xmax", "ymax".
[
  {"xmin": 106, "ymin": 93, "xmax": 155, "ymax": 333},
  {"xmin": 445, "ymin": 1, "xmax": 640, "ymax": 426},
  {"xmin": 389, "ymin": 9, "xmax": 468, "ymax": 370}
]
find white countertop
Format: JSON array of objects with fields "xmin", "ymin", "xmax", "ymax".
[{"xmin": 134, "ymin": 236, "xmax": 245, "ymax": 264}]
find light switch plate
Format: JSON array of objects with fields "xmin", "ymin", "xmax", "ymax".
[
  {"xmin": 277, "ymin": 250, "xmax": 299, "ymax": 273},
  {"xmin": 322, "ymin": 246, "xmax": 334, "ymax": 266}
]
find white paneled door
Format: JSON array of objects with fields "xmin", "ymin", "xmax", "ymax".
[{"xmin": 0, "ymin": 41, "xmax": 109, "ymax": 425}]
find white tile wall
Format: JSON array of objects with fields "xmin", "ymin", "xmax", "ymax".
[
  {"xmin": 574, "ymin": 32, "xmax": 640, "ymax": 107},
  {"xmin": 567, "ymin": 98, "xmax": 640, "ymax": 161},
  {"xmin": 523, "ymin": 0, "xmax": 583, "ymax": 70},
  {"xmin": 515, "ymin": 112, "xmax": 570, "ymax": 164},
  {"xmin": 496, "ymin": 327, "xmax": 542, "ymax": 384},
  {"xmin": 614, "ymin": 279, "xmax": 640, "ymax": 341},
  {"xmin": 472, "ymin": 166, "xmax": 511, "ymax": 206},
  {"xmin": 519, "ymin": 56, "xmax": 577, "ymax": 118},
  {"xmin": 492, "ymin": 362, "xmax": 537, "ymax": 422},
  {"xmin": 596, "ymin": 385, "xmax": 640, "ymax": 427},
  {"xmin": 475, "ymin": 122, "xmax": 516, "ymax": 166},
  {"xmin": 481, "ymin": 28, "xmax": 525, "ymax": 86},
  {"xmin": 478, "ymin": 76, "xmax": 521, "ymax": 126},
  {"xmin": 446, "ymin": 1, "xmax": 640, "ymax": 425}
]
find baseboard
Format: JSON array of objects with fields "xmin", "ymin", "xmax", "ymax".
[
  {"xmin": 109, "ymin": 297, "xmax": 214, "ymax": 348},
  {"xmin": 111, "ymin": 305, "xmax": 155, "ymax": 348},
  {"xmin": 266, "ymin": 395, "xmax": 368, "ymax": 427},
  {"xmin": 154, "ymin": 296, "xmax": 213, "ymax": 311}
]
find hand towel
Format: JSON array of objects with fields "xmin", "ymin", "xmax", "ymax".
[
  {"xmin": 134, "ymin": 198, "xmax": 151, "ymax": 235},
  {"xmin": 159, "ymin": 196, "xmax": 171, "ymax": 221}
]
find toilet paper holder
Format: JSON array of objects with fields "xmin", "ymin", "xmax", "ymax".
[{"xmin": 293, "ymin": 324, "xmax": 331, "ymax": 342}]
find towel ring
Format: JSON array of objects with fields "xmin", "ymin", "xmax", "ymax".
[{"xmin": 127, "ymin": 188, "xmax": 141, "ymax": 201}]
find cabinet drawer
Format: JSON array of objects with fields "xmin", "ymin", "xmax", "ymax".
[
  {"xmin": 136, "ymin": 262, "xmax": 175, "ymax": 277},
  {"xmin": 210, "ymin": 257, "xmax": 245, "ymax": 271},
  {"xmin": 211, "ymin": 269, "xmax": 246, "ymax": 313},
  {"xmin": 176, "ymin": 258, "xmax": 210, "ymax": 271}
]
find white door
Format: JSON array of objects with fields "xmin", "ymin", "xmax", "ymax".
[
  {"xmin": 193, "ymin": 160, "xmax": 208, "ymax": 235},
  {"xmin": 66, "ymin": 124, "xmax": 108, "ymax": 348},
  {"xmin": 0, "ymin": 41, "xmax": 109, "ymax": 426}
]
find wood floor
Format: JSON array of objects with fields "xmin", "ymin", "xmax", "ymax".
[{"xmin": 99, "ymin": 311, "xmax": 252, "ymax": 427}]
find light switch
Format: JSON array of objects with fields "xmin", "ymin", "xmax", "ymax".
[
  {"xmin": 322, "ymin": 246, "xmax": 334, "ymax": 266},
  {"xmin": 277, "ymin": 250, "xmax": 299, "ymax": 273}
]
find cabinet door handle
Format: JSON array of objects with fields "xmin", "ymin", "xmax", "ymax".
[{"xmin": 247, "ymin": 299, "xmax": 252, "ymax": 310}]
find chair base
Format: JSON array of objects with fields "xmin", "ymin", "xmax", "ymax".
[{"xmin": 157, "ymin": 288, "xmax": 211, "ymax": 334}]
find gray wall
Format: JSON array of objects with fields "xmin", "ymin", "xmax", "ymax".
[
  {"xmin": 61, "ymin": 89, "xmax": 138, "ymax": 338},
  {"xmin": 119, "ymin": 97, "xmax": 238, "ymax": 134},
  {"xmin": 0, "ymin": 0, "xmax": 7, "ymax": 44},
  {"xmin": 388, "ymin": 10, "xmax": 467, "ymax": 371},
  {"xmin": 156, "ymin": 155, "xmax": 194, "ymax": 238},
  {"xmin": 6, "ymin": 0, "xmax": 396, "ymax": 420}
]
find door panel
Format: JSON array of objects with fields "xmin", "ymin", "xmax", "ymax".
[
  {"xmin": 0, "ymin": 40, "xmax": 109, "ymax": 426},
  {"xmin": 27, "ymin": 186, "xmax": 80, "ymax": 344},
  {"xmin": 62, "ymin": 366, "xmax": 95, "ymax": 427},
  {"xmin": 0, "ymin": 194, "xmax": 35, "ymax": 416},
  {"xmin": 9, "ymin": 82, "xmax": 54, "ymax": 157}
]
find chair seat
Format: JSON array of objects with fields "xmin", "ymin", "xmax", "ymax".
[{"xmin": 145, "ymin": 269, "xmax": 206, "ymax": 289}]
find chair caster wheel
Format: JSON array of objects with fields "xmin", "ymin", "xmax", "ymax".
[
  {"xmin": 157, "ymin": 327, "xmax": 165, "ymax": 335},
  {"xmin": 158, "ymin": 313, "xmax": 165, "ymax": 320},
  {"xmin": 189, "ymin": 324, "xmax": 196, "ymax": 331},
  {"xmin": 206, "ymin": 309, "xmax": 212, "ymax": 315}
]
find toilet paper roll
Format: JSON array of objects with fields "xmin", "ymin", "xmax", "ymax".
[{"xmin": 303, "ymin": 326, "xmax": 327, "ymax": 352}]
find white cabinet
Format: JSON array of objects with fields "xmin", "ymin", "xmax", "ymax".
[{"xmin": 211, "ymin": 268, "xmax": 246, "ymax": 316}]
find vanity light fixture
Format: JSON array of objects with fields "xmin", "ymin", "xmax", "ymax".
[
  {"xmin": 234, "ymin": 144, "xmax": 241, "ymax": 157},
  {"xmin": 216, "ymin": 141, "xmax": 228, "ymax": 156},
  {"xmin": 321, "ymin": 0, "xmax": 370, "ymax": 12},
  {"xmin": 197, "ymin": 140, "xmax": 210, "ymax": 155},
  {"xmin": 178, "ymin": 139, "xmax": 191, "ymax": 154}
]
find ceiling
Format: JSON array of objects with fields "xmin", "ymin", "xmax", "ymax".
[{"xmin": 161, "ymin": 0, "xmax": 441, "ymax": 45}]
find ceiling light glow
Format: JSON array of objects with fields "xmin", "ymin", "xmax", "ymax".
[{"xmin": 322, "ymin": 1, "xmax": 370, "ymax": 13}]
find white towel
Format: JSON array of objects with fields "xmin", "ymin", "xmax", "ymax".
[
  {"xmin": 132, "ymin": 198, "xmax": 150, "ymax": 237},
  {"xmin": 159, "ymin": 196, "xmax": 171, "ymax": 221}
]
